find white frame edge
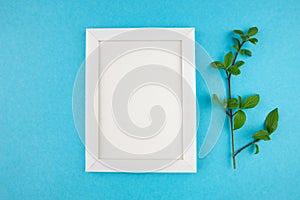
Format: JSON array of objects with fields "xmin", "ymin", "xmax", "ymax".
[{"xmin": 85, "ymin": 28, "xmax": 196, "ymax": 173}]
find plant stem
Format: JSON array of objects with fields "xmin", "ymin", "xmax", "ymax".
[
  {"xmin": 227, "ymin": 40, "xmax": 246, "ymax": 170},
  {"xmin": 234, "ymin": 139, "xmax": 260, "ymax": 157},
  {"xmin": 227, "ymin": 75, "xmax": 236, "ymax": 169},
  {"xmin": 229, "ymin": 109, "xmax": 236, "ymax": 169}
]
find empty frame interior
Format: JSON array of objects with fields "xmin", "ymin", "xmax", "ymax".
[{"xmin": 98, "ymin": 40, "xmax": 184, "ymax": 160}]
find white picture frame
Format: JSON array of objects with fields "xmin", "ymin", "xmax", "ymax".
[{"xmin": 86, "ymin": 28, "xmax": 196, "ymax": 172}]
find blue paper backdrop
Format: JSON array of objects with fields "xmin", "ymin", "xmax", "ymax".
[{"xmin": 1, "ymin": 0, "xmax": 299, "ymax": 199}]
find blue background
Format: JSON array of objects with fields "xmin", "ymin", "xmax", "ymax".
[{"xmin": 1, "ymin": 0, "xmax": 299, "ymax": 199}]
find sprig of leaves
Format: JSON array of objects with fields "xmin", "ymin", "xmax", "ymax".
[
  {"xmin": 210, "ymin": 27, "xmax": 280, "ymax": 169},
  {"xmin": 211, "ymin": 27, "xmax": 259, "ymax": 78},
  {"xmin": 213, "ymin": 94, "xmax": 260, "ymax": 130},
  {"xmin": 252, "ymin": 108, "xmax": 279, "ymax": 141},
  {"xmin": 234, "ymin": 108, "xmax": 279, "ymax": 157}
]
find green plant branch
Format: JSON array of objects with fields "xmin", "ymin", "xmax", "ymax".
[
  {"xmin": 234, "ymin": 139, "xmax": 260, "ymax": 157},
  {"xmin": 211, "ymin": 27, "xmax": 279, "ymax": 170},
  {"xmin": 227, "ymin": 41, "xmax": 245, "ymax": 170}
]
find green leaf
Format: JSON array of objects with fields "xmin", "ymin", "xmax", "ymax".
[
  {"xmin": 233, "ymin": 110, "xmax": 246, "ymax": 130},
  {"xmin": 241, "ymin": 94, "xmax": 260, "ymax": 109},
  {"xmin": 240, "ymin": 49, "xmax": 252, "ymax": 56},
  {"xmin": 252, "ymin": 130, "xmax": 271, "ymax": 141},
  {"xmin": 233, "ymin": 45, "xmax": 239, "ymax": 51},
  {"xmin": 235, "ymin": 61, "xmax": 245, "ymax": 67},
  {"xmin": 212, "ymin": 94, "xmax": 223, "ymax": 107},
  {"xmin": 233, "ymin": 30, "xmax": 244, "ymax": 35},
  {"xmin": 228, "ymin": 66, "xmax": 241, "ymax": 75},
  {"xmin": 265, "ymin": 108, "xmax": 279, "ymax": 134},
  {"xmin": 249, "ymin": 38, "xmax": 258, "ymax": 45},
  {"xmin": 223, "ymin": 97, "xmax": 227, "ymax": 109},
  {"xmin": 254, "ymin": 144, "xmax": 259, "ymax": 154},
  {"xmin": 224, "ymin": 52, "xmax": 233, "ymax": 67},
  {"xmin": 238, "ymin": 96, "xmax": 242, "ymax": 108},
  {"xmin": 211, "ymin": 61, "xmax": 225, "ymax": 69},
  {"xmin": 241, "ymin": 35, "xmax": 247, "ymax": 41},
  {"xmin": 244, "ymin": 49, "xmax": 252, "ymax": 56},
  {"xmin": 248, "ymin": 27, "xmax": 258, "ymax": 37},
  {"xmin": 233, "ymin": 37, "xmax": 240, "ymax": 46},
  {"xmin": 227, "ymin": 98, "xmax": 239, "ymax": 109}
]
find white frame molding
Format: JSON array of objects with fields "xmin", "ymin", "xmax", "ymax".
[{"xmin": 86, "ymin": 28, "xmax": 196, "ymax": 172}]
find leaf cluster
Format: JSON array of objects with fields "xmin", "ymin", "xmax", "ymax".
[
  {"xmin": 211, "ymin": 52, "xmax": 243, "ymax": 75},
  {"xmin": 251, "ymin": 108, "xmax": 279, "ymax": 154},
  {"xmin": 211, "ymin": 27, "xmax": 259, "ymax": 76},
  {"xmin": 233, "ymin": 27, "xmax": 258, "ymax": 57},
  {"xmin": 252, "ymin": 108, "xmax": 279, "ymax": 140},
  {"xmin": 213, "ymin": 94, "xmax": 260, "ymax": 130},
  {"xmin": 210, "ymin": 26, "xmax": 280, "ymax": 159}
]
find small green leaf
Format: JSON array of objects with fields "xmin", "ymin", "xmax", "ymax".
[
  {"xmin": 241, "ymin": 35, "xmax": 247, "ymax": 41},
  {"xmin": 265, "ymin": 108, "xmax": 279, "ymax": 134},
  {"xmin": 233, "ymin": 45, "xmax": 239, "ymax": 51},
  {"xmin": 241, "ymin": 94, "xmax": 260, "ymax": 109},
  {"xmin": 244, "ymin": 49, "xmax": 252, "ymax": 56},
  {"xmin": 233, "ymin": 110, "xmax": 246, "ymax": 130},
  {"xmin": 224, "ymin": 52, "xmax": 233, "ymax": 67},
  {"xmin": 252, "ymin": 130, "xmax": 270, "ymax": 141},
  {"xmin": 240, "ymin": 49, "xmax": 252, "ymax": 56},
  {"xmin": 249, "ymin": 38, "xmax": 258, "ymax": 44},
  {"xmin": 228, "ymin": 66, "xmax": 241, "ymax": 75},
  {"xmin": 254, "ymin": 144, "xmax": 259, "ymax": 154},
  {"xmin": 223, "ymin": 97, "xmax": 227, "ymax": 109},
  {"xmin": 233, "ymin": 30, "xmax": 244, "ymax": 35},
  {"xmin": 232, "ymin": 37, "xmax": 240, "ymax": 46},
  {"xmin": 212, "ymin": 94, "xmax": 223, "ymax": 107},
  {"xmin": 235, "ymin": 61, "xmax": 245, "ymax": 67},
  {"xmin": 227, "ymin": 98, "xmax": 239, "ymax": 109},
  {"xmin": 211, "ymin": 61, "xmax": 225, "ymax": 69},
  {"xmin": 248, "ymin": 27, "xmax": 258, "ymax": 37},
  {"xmin": 238, "ymin": 96, "xmax": 242, "ymax": 108}
]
